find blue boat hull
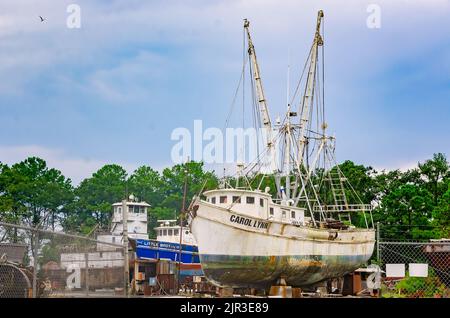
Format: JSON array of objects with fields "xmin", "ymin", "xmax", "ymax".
[{"xmin": 134, "ymin": 239, "xmax": 204, "ymax": 276}]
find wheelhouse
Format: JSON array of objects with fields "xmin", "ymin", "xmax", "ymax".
[{"xmin": 203, "ymin": 189, "xmax": 307, "ymax": 226}]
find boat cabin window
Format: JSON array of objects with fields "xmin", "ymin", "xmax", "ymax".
[
  {"xmin": 168, "ymin": 229, "xmax": 172, "ymax": 236},
  {"xmin": 129, "ymin": 206, "xmax": 142, "ymax": 213},
  {"xmin": 232, "ymin": 196, "xmax": 241, "ymax": 203},
  {"xmin": 246, "ymin": 196, "xmax": 255, "ymax": 204},
  {"xmin": 163, "ymin": 229, "xmax": 167, "ymax": 236},
  {"xmin": 220, "ymin": 196, "xmax": 227, "ymax": 203},
  {"xmin": 211, "ymin": 197, "xmax": 216, "ymax": 204},
  {"xmin": 118, "ymin": 207, "xmax": 122, "ymax": 213},
  {"xmin": 174, "ymin": 229, "xmax": 179, "ymax": 236},
  {"xmin": 291, "ymin": 211, "xmax": 296, "ymax": 219},
  {"xmin": 269, "ymin": 207, "xmax": 274, "ymax": 216},
  {"xmin": 281, "ymin": 209, "xmax": 287, "ymax": 218},
  {"xmin": 260, "ymin": 198, "xmax": 264, "ymax": 207}
]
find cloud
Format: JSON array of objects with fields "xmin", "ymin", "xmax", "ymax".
[
  {"xmin": 88, "ymin": 51, "xmax": 170, "ymax": 102},
  {"xmin": 0, "ymin": 0, "xmax": 448, "ymax": 173},
  {"xmin": 373, "ymin": 160, "xmax": 421, "ymax": 173}
]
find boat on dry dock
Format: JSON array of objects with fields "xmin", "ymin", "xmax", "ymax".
[
  {"xmin": 188, "ymin": 11, "xmax": 376, "ymax": 289},
  {"xmin": 133, "ymin": 219, "xmax": 203, "ymax": 278}
]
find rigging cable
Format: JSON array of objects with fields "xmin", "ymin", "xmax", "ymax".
[{"xmin": 223, "ymin": 59, "xmax": 247, "ymax": 131}]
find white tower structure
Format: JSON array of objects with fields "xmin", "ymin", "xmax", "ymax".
[{"xmin": 97, "ymin": 198, "xmax": 150, "ymax": 247}]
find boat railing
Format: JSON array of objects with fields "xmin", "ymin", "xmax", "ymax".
[{"xmin": 312, "ymin": 204, "xmax": 372, "ymax": 213}]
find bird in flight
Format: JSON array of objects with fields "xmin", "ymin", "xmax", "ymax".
[{"xmin": 39, "ymin": 16, "xmax": 46, "ymax": 22}]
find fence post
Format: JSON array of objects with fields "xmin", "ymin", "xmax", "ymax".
[
  {"xmin": 85, "ymin": 251, "xmax": 89, "ymax": 296},
  {"xmin": 32, "ymin": 230, "xmax": 39, "ymax": 298},
  {"xmin": 122, "ymin": 199, "xmax": 129, "ymax": 297},
  {"xmin": 376, "ymin": 222, "xmax": 380, "ymax": 263}
]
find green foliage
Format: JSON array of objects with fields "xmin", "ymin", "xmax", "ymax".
[
  {"xmin": 128, "ymin": 166, "xmax": 163, "ymax": 207},
  {"xmin": 375, "ymin": 184, "xmax": 434, "ymax": 239},
  {"xmin": 147, "ymin": 206, "xmax": 177, "ymax": 238},
  {"xmin": 0, "ymin": 153, "xmax": 448, "ymax": 242},
  {"xmin": 249, "ymin": 174, "xmax": 277, "ymax": 197},
  {"xmin": 418, "ymin": 153, "xmax": 449, "ymax": 205},
  {"xmin": 394, "ymin": 274, "xmax": 447, "ymax": 298},
  {"xmin": 71, "ymin": 164, "xmax": 128, "ymax": 231},
  {"xmin": 336, "ymin": 160, "xmax": 377, "ymax": 204},
  {"xmin": 432, "ymin": 180, "xmax": 450, "ymax": 238},
  {"xmin": 0, "ymin": 157, "xmax": 73, "ymax": 232},
  {"xmin": 39, "ymin": 242, "xmax": 60, "ymax": 265},
  {"xmin": 372, "ymin": 153, "xmax": 449, "ymax": 240},
  {"xmin": 155, "ymin": 161, "xmax": 218, "ymax": 229}
]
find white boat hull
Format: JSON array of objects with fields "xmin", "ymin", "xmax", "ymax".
[{"xmin": 190, "ymin": 201, "xmax": 376, "ymax": 288}]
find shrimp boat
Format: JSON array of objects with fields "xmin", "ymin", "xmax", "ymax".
[{"xmin": 188, "ymin": 11, "xmax": 375, "ymax": 289}]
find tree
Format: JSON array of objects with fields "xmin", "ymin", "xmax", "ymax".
[
  {"xmin": 159, "ymin": 161, "xmax": 218, "ymax": 212},
  {"xmin": 0, "ymin": 163, "xmax": 14, "ymax": 221},
  {"xmin": 0, "ymin": 157, "xmax": 73, "ymax": 253},
  {"xmin": 2, "ymin": 154, "xmax": 447, "ymax": 241},
  {"xmin": 147, "ymin": 206, "xmax": 178, "ymax": 238},
  {"xmin": 374, "ymin": 184, "xmax": 435, "ymax": 239},
  {"xmin": 432, "ymin": 180, "xmax": 450, "ymax": 238},
  {"xmin": 335, "ymin": 160, "xmax": 378, "ymax": 205},
  {"xmin": 128, "ymin": 166, "xmax": 163, "ymax": 207},
  {"xmin": 373, "ymin": 168, "xmax": 421, "ymax": 205},
  {"xmin": 71, "ymin": 164, "xmax": 127, "ymax": 232},
  {"xmin": 151, "ymin": 161, "xmax": 218, "ymax": 234},
  {"xmin": 0, "ymin": 157, "xmax": 73, "ymax": 229},
  {"xmin": 418, "ymin": 153, "xmax": 449, "ymax": 205}
]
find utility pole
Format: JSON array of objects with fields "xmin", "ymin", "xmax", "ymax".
[
  {"xmin": 178, "ymin": 168, "xmax": 189, "ymax": 294},
  {"xmin": 122, "ymin": 199, "xmax": 129, "ymax": 297},
  {"xmin": 32, "ymin": 230, "xmax": 39, "ymax": 298}
]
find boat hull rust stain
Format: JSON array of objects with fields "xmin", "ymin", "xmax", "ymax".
[{"xmin": 200, "ymin": 254, "xmax": 369, "ymax": 288}]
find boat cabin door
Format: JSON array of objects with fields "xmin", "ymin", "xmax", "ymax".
[{"xmin": 259, "ymin": 197, "xmax": 268, "ymax": 218}]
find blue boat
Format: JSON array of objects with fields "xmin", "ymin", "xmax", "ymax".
[{"xmin": 133, "ymin": 220, "xmax": 204, "ymax": 277}]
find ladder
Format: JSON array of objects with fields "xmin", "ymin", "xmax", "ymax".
[{"xmin": 327, "ymin": 169, "xmax": 351, "ymax": 224}]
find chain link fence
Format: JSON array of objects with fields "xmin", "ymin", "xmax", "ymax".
[
  {"xmin": 378, "ymin": 226, "xmax": 450, "ymax": 298},
  {"xmin": 2, "ymin": 221, "xmax": 449, "ymax": 298},
  {"xmin": 0, "ymin": 222, "xmax": 126, "ymax": 298}
]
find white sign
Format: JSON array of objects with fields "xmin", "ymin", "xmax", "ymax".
[
  {"xmin": 386, "ymin": 264, "xmax": 405, "ymax": 277},
  {"xmin": 409, "ymin": 263, "xmax": 428, "ymax": 277}
]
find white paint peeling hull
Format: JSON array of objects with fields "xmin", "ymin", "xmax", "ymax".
[{"xmin": 190, "ymin": 201, "xmax": 376, "ymax": 288}]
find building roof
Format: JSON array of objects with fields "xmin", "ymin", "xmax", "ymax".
[
  {"xmin": 0, "ymin": 243, "xmax": 27, "ymax": 264},
  {"xmin": 112, "ymin": 201, "xmax": 151, "ymax": 207}
]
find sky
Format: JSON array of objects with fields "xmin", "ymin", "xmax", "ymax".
[{"xmin": 0, "ymin": 0, "xmax": 449, "ymax": 184}]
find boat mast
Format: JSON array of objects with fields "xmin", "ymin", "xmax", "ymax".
[
  {"xmin": 244, "ymin": 19, "xmax": 277, "ymax": 175},
  {"xmin": 298, "ymin": 10, "xmax": 324, "ymax": 165},
  {"xmin": 285, "ymin": 52, "xmax": 291, "ymax": 202}
]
